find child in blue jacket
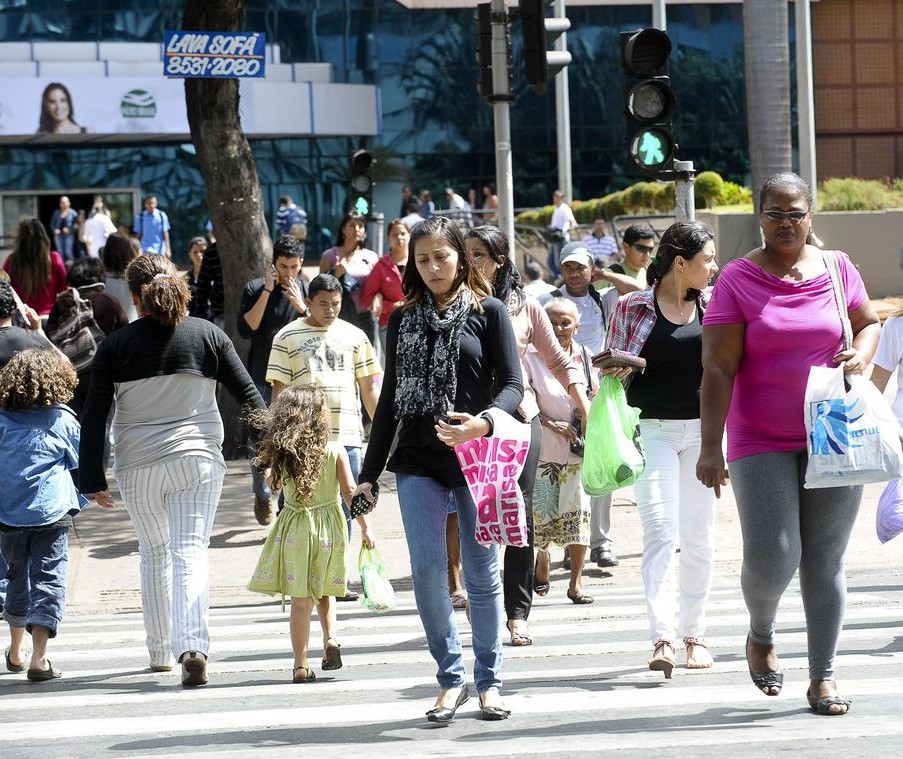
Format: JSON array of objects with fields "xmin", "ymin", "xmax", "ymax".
[{"xmin": 0, "ymin": 348, "xmax": 108, "ymax": 680}]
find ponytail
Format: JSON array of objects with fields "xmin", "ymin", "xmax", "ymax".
[{"xmin": 126, "ymin": 256, "xmax": 190, "ymax": 326}]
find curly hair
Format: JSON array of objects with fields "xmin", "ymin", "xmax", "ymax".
[
  {"xmin": 250, "ymin": 384, "xmax": 331, "ymax": 503},
  {"xmin": 0, "ymin": 348, "xmax": 77, "ymax": 409}
]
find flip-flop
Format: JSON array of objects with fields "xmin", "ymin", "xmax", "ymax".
[
  {"xmin": 5, "ymin": 648, "xmax": 26, "ymax": 673},
  {"xmin": 507, "ymin": 622, "xmax": 533, "ymax": 647},
  {"xmin": 26, "ymin": 661, "xmax": 62, "ymax": 682}
]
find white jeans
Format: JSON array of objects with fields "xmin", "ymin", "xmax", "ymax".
[
  {"xmin": 116, "ymin": 456, "xmax": 226, "ymax": 666},
  {"xmin": 632, "ymin": 419, "xmax": 715, "ymax": 645}
]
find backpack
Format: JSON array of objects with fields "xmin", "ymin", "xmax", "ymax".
[{"xmin": 49, "ymin": 288, "xmax": 106, "ymax": 372}]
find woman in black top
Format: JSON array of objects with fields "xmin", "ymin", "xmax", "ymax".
[
  {"xmin": 80, "ymin": 255, "xmax": 264, "ymax": 687},
  {"xmin": 356, "ymin": 216, "xmax": 522, "ymax": 722},
  {"xmin": 606, "ymin": 221, "xmax": 720, "ymax": 679}
]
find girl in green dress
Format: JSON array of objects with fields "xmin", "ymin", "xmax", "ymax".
[{"xmin": 248, "ymin": 384, "xmax": 375, "ymax": 683}]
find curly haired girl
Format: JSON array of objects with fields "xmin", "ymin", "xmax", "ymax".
[
  {"xmin": 0, "ymin": 348, "xmax": 112, "ymax": 681},
  {"xmin": 248, "ymin": 384, "xmax": 375, "ymax": 683}
]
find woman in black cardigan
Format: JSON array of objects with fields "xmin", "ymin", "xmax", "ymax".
[{"xmin": 356, "ymin": 216, "xmax": 523, "ymax": 723}]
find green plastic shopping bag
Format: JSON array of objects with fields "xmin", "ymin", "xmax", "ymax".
[
  {"xmin": 581, "ymin": 374, "xmax": 645, "ymax": 496},
  {"xmin": 358, "ymin": 545, "xmax": 397, "ymax": 613}
]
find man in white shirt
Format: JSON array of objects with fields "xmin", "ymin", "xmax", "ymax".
[
  {"xmin": 547, "ymin": 190, "xmax": 576, "ymax": 279},
  {"xmin": 523, "ymin": 261, "xmax": 556, "ymax": 297},
  {"xmin": 444, "ymin": 187, "xmax": 473, "ymax": 226}
]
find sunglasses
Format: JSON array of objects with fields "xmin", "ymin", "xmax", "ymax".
[
  {"xmin": 762, "ymin": 210, "xmax": 809, "ymax": 223},
  {"xmin": 632, "ymin": 243, "xmax": 655, "ymax": 254}
]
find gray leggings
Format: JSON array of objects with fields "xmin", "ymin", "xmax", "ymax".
[{"xmin": 729, "ymin": 450, "xmax": 862, "ymax": 680}]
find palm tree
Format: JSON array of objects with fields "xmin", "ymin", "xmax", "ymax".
[{"xmin": 743, "ymin": 1, "xmax": 792, "ymax": 208}]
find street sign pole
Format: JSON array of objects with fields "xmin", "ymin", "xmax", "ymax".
[
  {"xmin": 674, "ymin": 159, "xmax": 696, "ymax": 222},
  {"xmin": 490, "ymin": 0, "xmax": 515, "ymax": 257},
  {"xmin": 554, "ymin": 0, "xmax": 572, "ymax": 203}
]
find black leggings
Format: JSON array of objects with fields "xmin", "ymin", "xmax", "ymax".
[{"xmin": 503, "ymin": 415, "xmax": 542, "ymax": 621}]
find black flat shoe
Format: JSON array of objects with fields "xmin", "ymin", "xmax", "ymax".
[
  {"xmin": 426, "ymin": 684, "xmax": 470, "ymax": 723},
  {"xmin": 746, "ymin": 634, "xmax": 783, "ymax": 696},
  {"xmin": 807, "ymin": 681, "xmax": 851, "ymax": 716},
  {"xmin": 479, "ymin": 691, "xmax": 511, "ymax": 721}
]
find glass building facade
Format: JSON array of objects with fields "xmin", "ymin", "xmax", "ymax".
[{"xmin": 0, "ymin": 1, "xmax": 750, "ymax": 257}]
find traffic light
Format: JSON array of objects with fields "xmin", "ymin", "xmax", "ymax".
[
  {"xmin": 348, "ymin": 149, "xmax": 375, "ymax": 217},
  {"xmin": 519, "ymin": 0, "xmax": 571, "ymax": 95},
  {"xmin": 476, "ymin": 3, "xmax": 493, "ymax": 98},
  {"xmin": 621, "ymin": 28, "xmax": 676, "ymax": 176}
]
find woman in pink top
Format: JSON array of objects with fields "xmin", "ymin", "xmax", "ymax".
[
  {"xmin": 465, "ymin": 225, "xmax": 590, "ymax": 646},
  {"xmin": 319, "ymin": 210, "xmax": 379, "ymax": 351},
  {"xmin": 697, "ymin": 172, "xmax": 880, "ymax": 716},
  {"xmin": 2, "ymin": 218, "xmax": 68, "ymax": 317}
]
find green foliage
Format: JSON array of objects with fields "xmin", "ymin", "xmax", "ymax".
[
  {"xmin": 695, "ymin": 171, "xmax": 726, "ymax": 208},
  {"xmin": 514, "ymin": 174, "xmax": 755, "ymax": 225},
  {"xmin": 817, "ymin": 178, "xmax": 903, "ymax": 211},
  {"xmin": 719, "ymin": 181, "xmax": 753, "ymax": 206}
]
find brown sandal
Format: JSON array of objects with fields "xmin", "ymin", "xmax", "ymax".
[
  {"xmin": 322, "ymin": 638, "xmax": 343, "ymax": 671},
  {"xmin": 292, "ymin": 666, "xmax": 316, "ymax": 683}
]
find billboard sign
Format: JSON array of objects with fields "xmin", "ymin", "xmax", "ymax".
[{"xmin": 163, "ymin": 30, "xmax": 266, "ymax": 79}]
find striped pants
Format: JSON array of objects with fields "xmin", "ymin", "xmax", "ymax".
[{"xmin": 116, "ymin": 456, "xmax": 226, "ymax": 668}]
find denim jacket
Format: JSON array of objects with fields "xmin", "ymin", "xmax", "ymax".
[{"xmin": 0, "ymin": 404, "xmax": 87, "ymax": 528}]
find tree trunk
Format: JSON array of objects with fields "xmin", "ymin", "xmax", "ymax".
[
  {"xmin": 743, "ymin": 1, "xmax": 793, "ymax": 211},
  {"xmin": 182, "ymin": 0, "xmax": 270, "ymax": 457}
]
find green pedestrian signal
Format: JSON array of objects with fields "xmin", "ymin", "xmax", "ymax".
[
  {"xmin": 634, "ymin": 128, "xmax": 670, "ymax": 168},
  {"xmin": 620, "ymin": 28, "xmax": 676, "ymax": 176},
  {"xmin": 347, "ymin": 149, "xmax": 375, "ymax": 218}
]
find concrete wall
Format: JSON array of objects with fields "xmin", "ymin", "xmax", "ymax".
[{"xmin": 697, "ymin": 209, "xmax": 903, "ymax": 299}]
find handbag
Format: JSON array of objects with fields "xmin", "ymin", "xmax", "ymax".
[
  {"xmin": 48, "ymin": 288, "xmax": 106, "ymax": 372},
  {"xmin": 876, "ymin": 479, "xmax": 903, "ymax": 544},
  {"xmin": 802, "ymin": 251, "xmax": 903, "ymax": 488},
  {"xmin": 581, "ymin": 374, "xmax": 645, "ymax": 495}
]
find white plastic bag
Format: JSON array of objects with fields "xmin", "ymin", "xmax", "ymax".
[
  {"xmin": 804, "ymin": 365, "xmax": 903, "ymax": 488},
  {"xmin": 876, "ymin": 479, "xmax": 903, "ymax": 544}
]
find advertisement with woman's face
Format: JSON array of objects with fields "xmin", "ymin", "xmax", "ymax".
[{"xmin": 0, "ymin": 78, "xmax": 190, "ymax": 139}]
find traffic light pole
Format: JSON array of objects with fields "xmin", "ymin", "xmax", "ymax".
[
  {"xmin": 554, "ymin": 0, "xmax": 572, "ymax": 204},
  {"xmin": 673, "ymin": 160, "xmax": 696, "ymax": 223},
  {"xmin": 490, "ymin": 0, "xmax": 515, "ymax": 257}
]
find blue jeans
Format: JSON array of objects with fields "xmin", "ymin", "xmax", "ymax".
[
  {"xmin": 0, "ymin": 517, "xmax": 71, "ymax": 637},
  {"xmin": 396, "ymin": 473, "xmax": 504, "ymax": 693},
  {"xmin": 250, "ymin": 382, "xmax": 273, "ymax": 501},
  {"xmin": 54, "ymin": 233, "xmax": 75, "ymax": 263},
  {"xmin": 341, "ymin": 446, "xmax": 361, "ymax": 535}
]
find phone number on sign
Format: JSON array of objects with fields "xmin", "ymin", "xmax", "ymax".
[{"xmin": 164, "ymin": 56, "xmax": 262, "ymax": 78}]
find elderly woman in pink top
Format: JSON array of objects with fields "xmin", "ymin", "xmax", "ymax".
[
  {"xmin": 697, "ymin": 172, "xmax": 880, "ymax": 717},
  {"xmin": 464, "ymin": 226, "xmax": 590, "ymax": 647}
]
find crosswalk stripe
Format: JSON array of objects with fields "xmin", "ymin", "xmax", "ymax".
[
  {"xmin": 1, "ymin": 677, "xmax": 902, "ymax": 742},
  {"xmin": 5, "ymin": 575, "xmax": 903, "ymax": 754}
]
